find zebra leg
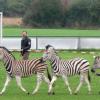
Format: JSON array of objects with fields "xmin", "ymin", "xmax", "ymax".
[
  {"xmin": 0, "ymin": 75, "xmax": 11, "ymax": 95},
  {"xmin": 84, "ymin": 74, "xmax": 91, "ymax": 94},
  {"xmin": 74, "ymin": 74, "xmax": 84, "ymax": 94},
  {"xmin": 42, "ymin": 74, "xmax": 55, "ymax": 94},
  {"xmin": 62, "ymin": 75, "xmax": 72, "ymax": 95},
  {"xmin": 32, "ymin": 73, "xmax": 42, "ymax": 95},
  {"xmin": 15, "ymin": 76, "xmax": 29, "ymax": 94},
  {"xmin": 48, "ymin": 75, "xmax": 57, "ymax": 95},
  {"xmin": 42, "ymin": 74, "xmax": 50, "ymax": 85}
]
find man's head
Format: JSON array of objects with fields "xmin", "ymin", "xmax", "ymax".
[{"xmin": 21, "ymin": 31, "xmax": 28, "ymax": 37}]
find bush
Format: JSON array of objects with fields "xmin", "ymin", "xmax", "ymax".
[
  {"xmin": 65, "ymin": 0, "xmax": 100, "ymax": 27},
  {"xmin": 23, "ymin": 0, "xmax": 65, "ymax": 27},
  {"xmin": 3, "ymin": 0, "xmax": 99, "ymax": 28}
]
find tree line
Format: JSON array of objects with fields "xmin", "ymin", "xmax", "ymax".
[{"xmin": 0, "ymin": 0, "xmax": 100, "ymax": 28}]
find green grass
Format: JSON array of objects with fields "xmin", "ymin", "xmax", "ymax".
[
  {"xmin": 3, "ymin": 28, "xmax": 100, "ymax": 37},
  {"xmin": 0, "ymin": 51, "xmax": 100, "ymax": 100}
]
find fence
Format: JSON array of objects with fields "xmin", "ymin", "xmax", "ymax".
[{"xmin": 1, "ymin": 37, "xmax": 100, "ymax": 50}]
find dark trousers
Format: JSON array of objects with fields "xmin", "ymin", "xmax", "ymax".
[{"xmin": 22, "ymin": 51, "xmax": 29, "ymax": 60}]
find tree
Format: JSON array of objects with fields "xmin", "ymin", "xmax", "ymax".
[
  {"xmin": 1, "ymin": 0, "xmax": 33, "ymax": 17},
  {"xmin": 23, "ymin": 0, "xmax": 65, "ymax": 27},
  {"xmin": 65, "ymin": 0, "xmax": 100, "ymax": 27},
  {"xmin": 0, "ymin": 0, "xmax": 8, "ymax": 16}
]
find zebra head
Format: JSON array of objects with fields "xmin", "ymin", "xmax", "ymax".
[
  {"xmin": 41, "ymin": 46, "xmax": 56, "ymax": 62},
  {"xmin": 45, "ymin": 44, "xmax": 52, "ymax": 50},
  {"xmin": 91, "ymin": 56, "xmax": 100, "ymax": 73}
]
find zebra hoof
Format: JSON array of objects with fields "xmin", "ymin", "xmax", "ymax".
[
  {"xmin": 27, "ymin": 92, "xmax": 30, "ymax": 95},
  {"xmin": 48, "ymin": 92, "xmax": 52, "ymax": 95},
  {"xmin": 52, "ymin": 92, "xmax": 55, "ymax": 95},
  {"xmin": 74, "ymin": 92, "xmax": 77, "ymax": 95}
]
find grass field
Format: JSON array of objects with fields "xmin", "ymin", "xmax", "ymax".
[
  {"xmin": 3, "ymin": 28, "xmax": 100, "ymax": 37},
  {"xmin": 0, "ymin": 51, "xmax": 100, "ymax": 100},
  {"xmin": 2, "ymin": 27, "xmax": 100, "ymax": 100}
]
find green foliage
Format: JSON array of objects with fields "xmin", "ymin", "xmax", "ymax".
[
  {"xmin": 7, "ymin": 1, "xmax": 25, "ymax": 16},
  {"xmin": 1, "ymin": 0, "xmax": 100, "ymax": 27},
  {"xmin": 0, "ymin": 0, "xmax": 32, "ymax": 16},
  {"xmin": 65, "ymin": 0, "xmax": 100, "ymax": 27},
  {"xmin": 0, "ymin": 0, "xmax": 8, "ymax": 15},
  {"xmin": 23, "ymin": 0, "xmax": 65, "ymax": 27},
  {"xmin": 23, "ymin": 0, "xmax": 100, "ymax": 27}
]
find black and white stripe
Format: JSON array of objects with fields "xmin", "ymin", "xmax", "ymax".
[
  {"xmin": 51, "ymin": 57, "xmax": 89, "ymax": 76},
  {"xmin": 42, "ymin": 46, "xmax": 91, "ymax": 94},
  {"xmin": 91, "ymin": 56, "xmax": 100, "ymax": 76},
  {"xmin": 0, "ymin": 47, "xmax": 51, "ymax": 95}
]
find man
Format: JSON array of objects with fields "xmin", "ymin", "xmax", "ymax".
[{"xmin": 21, "ymin": 31, "xmax": 31, "ymax": 60}]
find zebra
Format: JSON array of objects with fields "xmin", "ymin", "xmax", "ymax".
[
  {"xmin": 91, "ymin": 56, "xmax": 100, "ymax": 76},
  {"xmin": 41, "ymin": 45, "xmax": 91, "ymax": 95},
  {"xmin": 91, "ymin": 56, "xmax": 100, "ymax": 94},
  {"xmin": 0, "ymin": 46, "xmax": 52, "ymax": 95}
]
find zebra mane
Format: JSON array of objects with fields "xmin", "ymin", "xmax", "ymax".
[
  {"xmin": 45, "ymin": 44, "xmax": 52, "ymax": 50},
  {"xmin": 0, "ymin": 46, "xmax": 16, "ymax": 60},
  {"xmin": 45, "ymin": 45, "xmax": 60, "ymax": 58}
]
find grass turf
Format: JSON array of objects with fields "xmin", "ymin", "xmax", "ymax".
[
  {"xmin": 0, "ymin": 51, "xmax": 100, "ymax": 100},
  {"xmin": 3, "ymin": 28, "xmax": 100, "ymax": 37}
]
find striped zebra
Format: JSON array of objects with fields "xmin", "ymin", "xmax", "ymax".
[
  {"xmin": 0, "ymin": 46, "xmax": 51, "ymax": 95},
  {"xmin": 41, "ymin": 45, "xmax": 91, "ymax": 95},
  {"xmin": 91, "ymin": 56, "xmax": 100, "ymax": 76}
]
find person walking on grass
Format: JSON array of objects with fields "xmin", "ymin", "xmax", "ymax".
[{"xmin": 21, "ymin": 31, "xmax": 31, "ymax": 60}]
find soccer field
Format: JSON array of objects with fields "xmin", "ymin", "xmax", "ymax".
[
  {"xmin": 0, "ymin": 51, "xmax": 100, "ymax": 100},
  {"xmin": 3, "ymin": 28, "xmax": 100, "ymax": 37}
]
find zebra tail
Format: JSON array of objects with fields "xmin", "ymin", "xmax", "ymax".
[
  {"xmin": 47, "ymin": 67, "xmax": 52, "ymax": 81},
  {"xmin": 88, "ymin": 71, "xmax": 91, "ymax": 83}
]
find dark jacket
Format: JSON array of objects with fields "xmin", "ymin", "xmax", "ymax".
[{"xmin": 21, "ymin": 36, "xmax": 31, "ymax": 56}]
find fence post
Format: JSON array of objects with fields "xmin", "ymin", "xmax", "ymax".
[{"xmin": 36, "ymin": 36, "xmax": 38, "ymax": 50}]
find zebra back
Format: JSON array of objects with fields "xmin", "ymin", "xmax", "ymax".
[{"xmin": 10, "ymin": 58, "xmax": 47, "ymax": 77}]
